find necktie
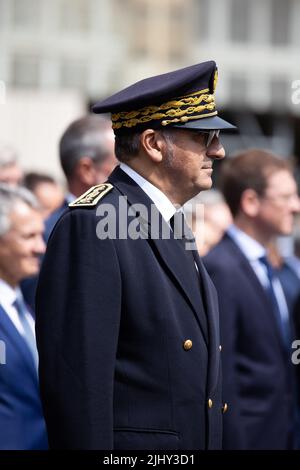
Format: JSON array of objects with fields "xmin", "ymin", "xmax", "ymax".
[
  {"xmin": 13, "ymin": 295, "xmax": 38, "ymax": 370},
  {"xmin": 259, "ymin": 255, "xmax": 291, "ymax": 350},
  {"xmin": 170, "ymin": 211, "xmax": 200, "ymax": 273},
  {"xmin": 170, "ymin": 211, "xmax": 196, "ymax": 247}
]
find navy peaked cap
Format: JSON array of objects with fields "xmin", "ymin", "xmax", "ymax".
[{"xmin": 93, "ymin": 61, "xmax": 236, "ymax": 133}]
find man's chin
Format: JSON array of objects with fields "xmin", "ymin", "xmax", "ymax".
[
  {"xmin": 199, "ymin": 179, "xmax": 213, "ymax": 191},
  {"xmin": 24, "ymin": 264, "xmax": 40, "ymax": 277}
]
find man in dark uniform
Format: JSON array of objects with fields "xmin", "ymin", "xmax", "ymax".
[{"xmin": 35, "ymin": 61, "xmax": 235, "ymax": 450}]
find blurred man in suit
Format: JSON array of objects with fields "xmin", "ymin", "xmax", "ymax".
[
  {"xmin": 23, "ymin": 172, "xmax": 64, "ymax": 220},
  {"xmin": 44, "ymin": 114, "xmax": 117, "ymax": 241},
  {"xmin": 0, "ymin": 145, "xmax": 23, "ymax": 187},
  {"xmin": 186, "ymin": 189, "xmax": 232, "ymax": 256},
  {"xmin": 204, "ymin": 149, "xmax": 300, "ymax": 449},
  {"xmin": 0, "ymin": 184, "xmax": 47, "ymax": 449},
  {"xmin": 21, "ymin": 114, "xmax": 117, "ymax": 310}
]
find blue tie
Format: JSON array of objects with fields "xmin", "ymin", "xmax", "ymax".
[
  {"xmin": 13, "ymin": 296, "xmax": 38, "ymax": 370},
  {"xmin": 259, "ymin": 255, "xmax": 291, "ymax": 350}
]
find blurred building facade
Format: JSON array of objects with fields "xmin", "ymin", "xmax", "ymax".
[
  {"xmin": 0, "ymin": 0, "xmax": 195, "ymax": 98},
  {"xmin": 1, "ymin": 0, "xmax": 300, "ymax": 105},
  {"xmin": 191, "ymin": 0, "xmax": 300, "ymax": 159},
  {"xmin": 1, "ymin": 0, "xmax": 300, "ymax": 176},
  {"xmin": 0, "ymin": 0, "xmax": 123, "ymax": 97}
]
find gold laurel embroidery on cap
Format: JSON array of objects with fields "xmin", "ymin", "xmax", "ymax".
[
  {"xmin": 112, "ymin": 89, "xmax": 211, "ymax": 121},
  {"xmin": 111, "ymin": 88, "xmax": 210, "ymax": 122},
  {"xmin": 111, "ymin": 88, "xmax": 216, "ymax": 129},
  {"xmin": 213, "ymin": 69, "xmax": 218, "ymax": 93},
  {"xmin": 161, "ymin": 110, "xmax": 218, "ymax": 126},
  {"xmin": 69, "ymin": 183, "xmax": 113, "ymax": 207}
]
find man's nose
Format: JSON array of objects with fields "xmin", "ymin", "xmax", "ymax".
[
  {"xmin": 35, "ymin": 236, "xmax": 46, "ymax": 255},
  {"xmin": 291, "ymin": 195, "xmax": 300, "ymax": 213},
  {"xmin": 206, "ymin": 137, "xmax": 225, "ymax": 160}
]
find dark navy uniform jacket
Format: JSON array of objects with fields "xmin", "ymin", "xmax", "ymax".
[
  {"xmin": 35, "ymin": 166, "xmax": 223, "ymax": 450},
  {"xmin": 204, "ymin": 234, "xmax": 297, "ymax": 450}
]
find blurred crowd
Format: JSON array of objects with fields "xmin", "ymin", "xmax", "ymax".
[
  {"xmin": 0, "ymin": 114, "xmax": 117, "ymax": 449},
  {"xmin": 1, "ymin": 114, "xmax": 300, "ymax": 449}
]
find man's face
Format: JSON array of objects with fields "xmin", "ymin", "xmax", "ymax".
[
  {"xmin": 93, "ymin": 130, "xmax": 117, "ymax": 184},
  {"xmin": 34, "ymin": 182, "xmax": 64, "ymax": 219},
  {"xmin": 257, "ymin": 170, "xmax": 300, "ymax": 236},
  {"xmin": 161, "ymin": 129, "xmax": 225, "ymax": 203},
  {"xmin": 0, "ymin": 201, "xmax": 46, "ymax": 287},
  {"xmin": 0, "ymin": 163, "xmax": 23, "ymax": 186}
]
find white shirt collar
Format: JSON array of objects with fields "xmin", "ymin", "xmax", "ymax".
[
  {"xmin": 227, "ymin": 226, "xmax": 289, "ymax": 323},
  {"xmin": 0, "ymin": 279, "xmax": 19, "ymax": 310},
  {"xmin": 227, "ymin": 224, "xmax": 266, "ymax": 262},
  {"xmin": 0, "ymin": 279, "xmax": 35, "ymax": 334},
  {"xmin": 66, "ymin": 192, "xmax": 76, "ymax": 204},
  {"xmin": 120, "ymin": 163, "xmax": 177, "ymax": 223}
]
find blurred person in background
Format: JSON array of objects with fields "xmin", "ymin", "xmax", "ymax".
[
  {"xmin": 23, "ymin": 172, "xmax": 64, "ymax": 220},
  {"xmin": 44, "ymin": 113, "xmax": 117, "ymax": 241},
  {"xmin": 204, "ymin": 149, "xmax": 300, "ymax": 450},
  {"xmin": 290, "ymin": 220, "xmax": 300, "ymax": 345},
  {"xmin": 0, "ymin": 184, "xmax": 47, "ymax": 449},
  {"xmin": 21, "ymin": 114, "xmax": 117, "ymax": 310},
  {"xmin": 267, "ymin": 241, "xmax": 300, "ymax": 320},
  {"xmin": 0, "ymin": 145, "xmax": 23, "ymax": 187},
  {"xmin": 186, "ymin": 189, "xmax": 232, "ymax": 256}
]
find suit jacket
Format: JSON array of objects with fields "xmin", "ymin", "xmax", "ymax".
[
  {"xmin": 35, "ymin": 166, "xmax": 223, "ymax": 450},
  {"xmin": 43, "ymin": 199, "xmax": 69, "ymax": 243},
  {"xmin": 21, "ymin": 199, "xmax": 69, "ymax": 312},
  {"xmin": 0, "ymin": 303, "xmax": 48, "ymax": 449},
  {"xmin": 204, "ymin": 234, "xmax": 296, "ymax": 450}
]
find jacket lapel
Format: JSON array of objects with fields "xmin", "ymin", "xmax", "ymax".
[
  {"xmin": 194, "ymin": 251, "xmax": 220, "ymax": 393},
  {"xmin": 0, "ymin": 303, "xmax": 38, "ymax": 381},
  {"xmin": 151, "ymin": 235, "xmax": 209, "ymax": 342},
  {"xmin": 224, "ymin": 234, "xmax": 288, "ymax": 358}
]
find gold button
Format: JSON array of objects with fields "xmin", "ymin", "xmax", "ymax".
[
  {"xmin": 222, "ymin": 403, "xmax": 228, "ymax": 414},
  {"xmin": 219, "ymin": 345, "xmax": 222, "ymax": 352},
  {"xmin": 208, "ymin": 398, "xmax": 213, "ymax": 408},
  {"xmin": 183, "ymin": 339, "xmax": 193, "ymax": 350}
]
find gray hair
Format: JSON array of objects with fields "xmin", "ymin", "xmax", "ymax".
[
  {"xmin": 192, "ymin": 189, "xmax": 226, "ymax": 206},
  {"xmin": 114, "ymin": 128, "xmax": 175, "ymax": 163},
  {"xmin": 59, "ymin": 114, "xmax": 114, "ymax": 178},
  {"xmin": 114, "ymin": 131, "xmax": 141, "ymax": 162},
  {"xmin": 0, "ymin": 144, "xmax": 18, "ymax": 168},
  {"xmin": 0, "ymin": 184, "xmax": 40, "ymax": 237},
  {"xmin": 184, "ymin": 189, "xmax": 226, "ymax": 216}
]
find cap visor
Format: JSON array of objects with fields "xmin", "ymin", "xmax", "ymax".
[{"xmin": 172, "ymin": 115, "xmax": 236, "ymax": 131}]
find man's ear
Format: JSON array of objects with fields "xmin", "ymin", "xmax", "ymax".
[
  {"xmin": 240, "ymin": 188, "xmax": 261, "ymax": 217},
  {"xmin": 75, "ymin": 157, "xmax": 95, "ymax": 185},
  {"xmin": 140, "ymin": 129, "xmax": 165, "ymax": 163}
]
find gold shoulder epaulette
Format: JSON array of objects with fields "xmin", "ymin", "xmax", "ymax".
[{"xmin": 69, "ymin": 183, "xmax": 113, "ymax": 208}]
